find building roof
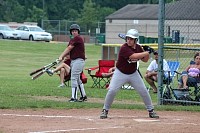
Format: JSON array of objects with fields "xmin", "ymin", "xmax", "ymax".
[
  {"xmin": 165, "ymin": 0, "xmax": 200, "ymax": 20},
  {"xmin": 106, "ymin": 0, "xmax": 200, "ymax": 20}
]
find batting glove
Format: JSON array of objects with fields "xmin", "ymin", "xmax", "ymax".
[{"xmin": 142, "ymin": 45, "xmax": 155, "ymax": 54}]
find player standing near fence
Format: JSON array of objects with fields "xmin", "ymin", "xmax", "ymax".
[
  {"xmin": 58, "ymin": 24, "xmax": 87, "ymax": 102},
  {"xmin": 100, "ymin": 29, "xmax": 159, "ymax": 119}
]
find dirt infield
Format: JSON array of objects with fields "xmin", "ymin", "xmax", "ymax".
[{"xmin": 0, "ymin": 109, "xmax": 200, "ymax": 133}]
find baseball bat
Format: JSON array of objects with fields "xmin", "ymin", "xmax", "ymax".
[
  {"xmin": 32, "ymin": 71, "xmax": 45, "ymax": 80},
  {"xmin": 118, "ymin": 33, "xmax": 126, "ymax": 40},
  {"xmin": 30, "ymin": 67, "xmax": 44, "ymax": 76},
  {"xmin": 30, "ymin": 60, "xmax": 59, "ymax": 76}
]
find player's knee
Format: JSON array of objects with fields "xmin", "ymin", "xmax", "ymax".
[{"xmin": 60, "ymin": 68, "xmax": 65, "ymax": 73}]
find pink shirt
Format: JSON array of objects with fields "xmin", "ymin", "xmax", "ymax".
[{"xmin": 188, "ymin": 67, "xmax": 200, "ymax": 77}]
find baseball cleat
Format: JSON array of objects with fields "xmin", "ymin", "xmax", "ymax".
[
  {"xmin": 149, "ymin": 110, "xmax": 159, "ymax": 118},
  {"xmin": 79, "ymin": 96, "xmax": 87, "ymax": 102},
  {"xmin": 100, "ymin": 109, "xmax": 108, "ymax": 119},
  {"xmin": 68, "ymin": 98, "xmax": 78, "ymax": 102}
]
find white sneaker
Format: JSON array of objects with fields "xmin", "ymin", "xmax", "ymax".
[
  {"xmin": 58, "ymin": 83, "xmax": 65, "ymax": 88},
  {"xmin": 46, "ymin": 69, "xmax": 54, "ymax": 76}
]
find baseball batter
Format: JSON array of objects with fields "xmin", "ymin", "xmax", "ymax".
[
  {"xmin": 100, "ymin": 29, "xmax": 159, "ymax": 119},
  {"xmin": 58, "ymin": 24, "xmax": 87, "ymax": 102}
]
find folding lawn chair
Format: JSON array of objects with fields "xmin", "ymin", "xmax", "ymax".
[
  {"xmin": 63, "ymin": 72, "xmax": 87, "ymax": 87},
  {"xmin": 173, "ymin": 60, "xmax": 200, "ymax": 101},
  {"xmin": 162, "ymin": 61, "xmax": 180, "ymax": 100},
  {"xmin": 162, "ymin": 60, "xmax": 200, "ymax": 104},
  {"xmin": 85, "ymin": 60, "xmax": 115, "ymax": 88}
]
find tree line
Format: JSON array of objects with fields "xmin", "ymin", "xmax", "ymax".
[{"xmin": 0, "ymin": 0, "xmax": 178, "ymax": 28}]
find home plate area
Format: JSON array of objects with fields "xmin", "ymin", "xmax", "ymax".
[{"xmin": 0, "ymin": 109, "xmax": 200, "ymax": 133}]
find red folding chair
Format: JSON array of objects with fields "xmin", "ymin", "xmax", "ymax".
[
  {"xmin": 63, "ymin": 72, "xmax": 87, "ymax": 86},
  {"xmin": 86, "ymin": 60, "xmax": 115, "ymax": 88}
]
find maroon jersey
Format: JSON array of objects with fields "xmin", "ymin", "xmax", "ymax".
[
  {"xmin": 116, "ymin": 43, "xmax": 143, "ymax": 74},
  {"xmin": 64, "ymin": 59, "xmax": 71, "ymax": 66},
  {"xmin": 68, "ymin": 35, "xmax": 85, "ymax": 60}
]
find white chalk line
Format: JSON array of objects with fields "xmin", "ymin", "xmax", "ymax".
[
  {"xmin": 1, "ymin": 113, "xmax": 199, "ymax": 133},
  {"xmin": 1, "ymin": 113, "xmax": 131, "ymax": 133},
  {"xmin": 0, "ymin": 113, "xmax": 137, "ymax": 121},
  {"xmin": 28, "ymin": 126, "xmax": 127, "ymax": 133},
  {"xmin": 134, "ymin": 118, "xmax": 160, "ymax": 122},
  {"xmin": 0, "ymin": 113, "xmax": 94, "ymax": 121},
  {"xmin": 158, "ymin": 122, "xmax": 199, "ymax": 126}
]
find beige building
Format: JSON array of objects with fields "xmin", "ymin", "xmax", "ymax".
[{"xmin": 105, "ymin": 0, "xmax": 200, "ymax": 44}]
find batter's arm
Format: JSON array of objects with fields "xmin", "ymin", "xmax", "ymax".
[
  {"xmin": 140, "ymin": 53, "xmax": 149, "ymax": 62},
  {"xmin": 59, "ymin": 45, "xmax": 74, "ymax": 60},
  {"xmin": 129, "ymin": 51, "xmax": 149, "ymax": 62}
]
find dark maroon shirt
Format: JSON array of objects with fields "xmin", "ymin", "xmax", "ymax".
[
  {"xmin": 116, "ymin": 43, "xmax": 143, "ymax": 74},
  {"xmin": 68, "ymin": 35, "xmax": 85, "ymax": 60},
  {"xmin": 64, "ymin": 59, "xmax": 71, "ymax": 66}
]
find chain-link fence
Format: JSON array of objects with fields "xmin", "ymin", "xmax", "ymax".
[
  {"xmin": 105, "ymin": 21, "xmax": 200, "ymax": 44},
  {"xmin": 41, "ymin": 20, "xmax": 106, "ymax": 44},
  {"xmin": 161, "ymin": 47, "xmax": 200, "ymax": 105},
  {"xmin": 40, "ymin": 0, "xmax": 200, "ymax": 106},
  {"xmin": 104, "ymin": 0, "xmax": 200, "ymax": 105},
  {"xmin": 160, "ymin": 0, "xmax": 200, "ymax": 105},
  {"xmin": 42, "ymin": 19, "xmax": 200, "ymax": 45}
]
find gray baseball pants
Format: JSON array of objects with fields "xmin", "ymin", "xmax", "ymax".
[
  {"xmin": 70, "ymin": 58, "xmax": 85, "ymax": 88},
  {"xmin": 103, "ymin": 68, "xmax": 154, "ymax": 111}
]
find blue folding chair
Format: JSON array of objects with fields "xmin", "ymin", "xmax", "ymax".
[
  {"xmin": 162, "ymin": 61, "xmax": 180, "ymax": 100},
  {"xmin": 162, "ymin": 60, "xmax": 200, "ymax": 105},
  {"xmin": 167, "ymin": 61, "xmax": 180, "ymax": 81}
]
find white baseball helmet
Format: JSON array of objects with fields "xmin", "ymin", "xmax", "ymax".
[{"xmin": 126, "ymin": 29, "xmax": 139, "ymax": 39}]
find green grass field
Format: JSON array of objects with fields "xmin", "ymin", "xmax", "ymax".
[{"xmin": 0, "ymin": 40, "xmax": 200, "ymax": 111}]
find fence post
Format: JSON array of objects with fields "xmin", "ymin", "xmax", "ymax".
[{"xmin": 158, "ymin": 0, "xmax": 165, "ymax": 105}]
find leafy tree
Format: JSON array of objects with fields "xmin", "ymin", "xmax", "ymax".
[
  {"xmin": 95, "ymin": 6, "xmax": 115, "ymax": 33},
  {"xmin": 77, "ymin": 0, "xmax": 98, "ymax": 34},
  {"xmin": 25, "ymin": 6, "xmax": 44, "ymax": 24},
  {"xmin": 0, "ymin": 0, "xmax": 178, "ymax": 31},
  {"xmin": 94, "ymin": 0, "xmax": 146, "ymax": 10},
  {"xmin": 45, "ymin": 0, "xmax": 84, "ymax": 20},
  {"xmin": 68, "ymin": 9, "xmax": 79, "ymax": 21},
  {"xmin": 96, "ymin": 6, "xmax": 115, "ymax": 21},
  {"xmin": 0, "ymin": 0, "xmax": 25, "ymax": 22}
]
